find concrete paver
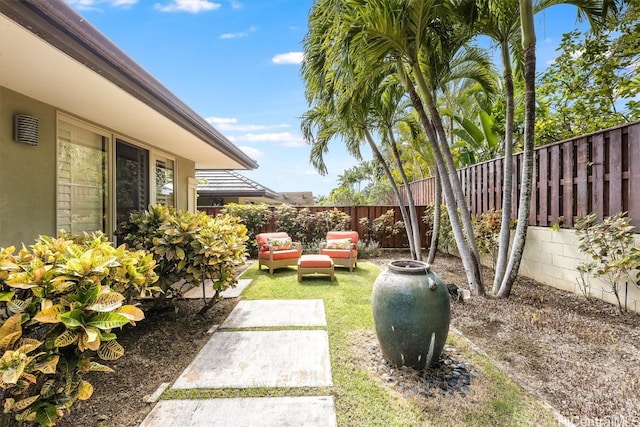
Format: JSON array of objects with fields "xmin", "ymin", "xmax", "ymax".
[
  {"xmin": 139, "ymin": 396, "xmax": 337, "ymax": 427},
  {"xmin": 172, "ymin": 330, "xmax": 332, "ymax": 389},
  {"xmin": 140, "ymin": 299, "xmax": 336, "ymax": 426},
  {"xmin": 220, "ymin": 299, "xmax": 326, "ymax": 328},
  {"xmin": 181, "ymin": 278, "xmax": 252, "ymax": 299}
]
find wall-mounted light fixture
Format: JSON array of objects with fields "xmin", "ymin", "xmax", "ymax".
[{"xmin": 13, "ymin": 114, "xmax": 39, "ymax": 146}]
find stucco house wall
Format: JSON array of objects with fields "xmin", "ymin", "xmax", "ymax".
[
  {"xmin": 0, "ymin": 88, "xmax": 58, "ymax": 246},
  {"xmin": 176, "ymin": 157, "xmax": 196, "ymax": 211},
  {"xmin": 0, "ymin": 86, "xmax": 199, "ymax": 248}
]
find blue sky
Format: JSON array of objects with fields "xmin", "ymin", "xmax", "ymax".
[{"xmin": 66, "ymin": 0, "xmax": 588, "ymax": 198}]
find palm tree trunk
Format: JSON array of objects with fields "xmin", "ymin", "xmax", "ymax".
[
  {"xmin": 364, "ymin": 128, "xmax": 416, "ymax": 258},
  {"xmin": 412, "ymin": 64, "xmax": 485, "ymax": 295},
  {"xmin": 427, "ymin": 165, "xmax": 443, "ymax": 265},
  {"xmin": 425, "ymin": 98, "xmax": 485, "ymax": 295},
  {"xmin": 493, "ymin": 40, "xmax": 516, "ymax": 294},
  {"xmin": 498, "ymin": 0, "xmax": 536, "ymax": 298},
  {"xmin": 388, "ymin": 129, "xmax": 423, "ymax": 260},
  {"xmin": 398, "ymin": 61, "xmax": 483, "ymax": 295}
]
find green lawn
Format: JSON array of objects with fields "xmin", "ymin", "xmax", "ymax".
[{"xmin": 234, "ymin": 261, "xmax": 559, "ymax": 427}]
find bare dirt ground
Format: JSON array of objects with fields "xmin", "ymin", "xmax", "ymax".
[{"xmin": 61, "ymin": 253, "xmax": 639, "ymax": 427}]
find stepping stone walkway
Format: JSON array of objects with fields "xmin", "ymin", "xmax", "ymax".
[
  {"xmin": 139, "ymin": 299, "xmax": 336, "ymax": 427},
  {"xmin": 181, "ymin": 278, "xmax": 253, "ymax": 299}
]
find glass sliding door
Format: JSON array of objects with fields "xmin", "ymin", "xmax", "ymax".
[
  {"xmin": 115, "ymin": 140, "xmax": 149, "ymax": 228},
  {"xmin": 57, "ymin": 119, "xmax": 108, "ymax": 235}
]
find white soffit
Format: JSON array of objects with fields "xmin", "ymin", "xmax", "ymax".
[{"xmin": 0, "ymin": 14, "xmax": 246, "ymax": 169}]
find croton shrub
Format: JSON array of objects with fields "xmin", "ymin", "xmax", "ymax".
[
  {"xmin": 118, "ymin": 205, "xmax": 248, "ymax": 314},
  {"xmin": 220, "ymin": 203, "xmax": 271, "ymax": 257},
  {"xmin": 0, "ymin": 232, "xmax": 158, "ymax": 426}
]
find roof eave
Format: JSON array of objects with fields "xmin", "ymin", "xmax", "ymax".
[{"xmin": 0, "ymin": 0, "xmax": 258, "ymax": 170}]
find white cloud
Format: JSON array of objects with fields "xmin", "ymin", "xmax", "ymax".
[
  {"xmin": 206, "ymin": 117, "xmax": 290, "ymax": 132},
  {"xmin": 230, "ymin": 1, "xmax": 242, "ymax": 9},
  {"xmin": 570, "ymin": 48, "xmax": 584, "ymax": 60},
  {"xmin": 220, "ymin": 26, "xmax": 257, "ymax": 40},
  {"xmin": 239, "ymin": 146, "xmax": 263, "ymax": 159},
  {"xmin": 272, "ymin": 52, "xmax": 304, "ymax": 65},
  {"xmin": 154, "ymin": 0, "xmax": 220, "ymax": 13},
  {"xmin": 239, "ymin": 132, "xmax": 305, "ymax": 147},
  {"xmin": 66, "ymin": 0, "xmax": 137, "ymax": 10},
  {"xmin": 112, "ymin": 0, "xmax": 137, "ymax": 6},
  {"xmin": 207, "ymin": 117, "xmax": 237, "ymax": 125},
  {"xmin": 231, "ymin": 124, "xmax": 290, "ymax": 132}
]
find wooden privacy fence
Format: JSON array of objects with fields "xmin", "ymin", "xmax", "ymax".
[
  {"xmin": 199, "ymin": 205, "xmax": 432, "ymax": 249},
  {"xmin": 402, "ymin": 121, "xmax": 640, "ymax": 229}
]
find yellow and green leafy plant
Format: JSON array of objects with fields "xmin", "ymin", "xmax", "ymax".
[
  {"xmin": 0, "ymin": 232, "xmax": 157, "ymax": 426},
  {"xmin": 220, "ymin": 203, "xmax": 271, "ymax": 256},
  {"xmin": 118, "ymin": 205, "xmax": 248, "ymax": 314}
]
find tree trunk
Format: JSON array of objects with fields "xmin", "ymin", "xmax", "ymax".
[
  {"xmin": 197, "ymin": 286, "xmax": 221, "ymax": 316},
  {"xmin": 364, "ymin": 128, "xmax": 416, "ymax": 258},
  {"xmin": 498, "ymin": 0, "xmax": 536, "ymax": 298},
  {"xmin": 427, "ymin": 165, "xmax": 443, "ymax": 265},
  {"xmin": 388, "ymin": 129, "xmax": 423, "ymax": 260},
  {"xmin": 493, "ymin": 40, "xmax": 516, "ymax": 294},
  {"xmin": 412, "ymin": 65, "xmax": 485, "ymax": 296},
  {"xmin": 399, "ymin": 61, "xmax": 483, "ymax": 295},
  {"xmin": 426, "ymin": 98, "xmax": 485, "ymax": 295}
]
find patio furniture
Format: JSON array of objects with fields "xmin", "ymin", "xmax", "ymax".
[
  {"xmin": 319, "ymin": 231, "xmax": 359, "ymax": 272},
  {"xmin": 297, "ymin": 254, "xmax": 335, "ymax": 282},
  {"xmin": 256, "ymin": 232, "xmax": 302, "ymax": 274}
]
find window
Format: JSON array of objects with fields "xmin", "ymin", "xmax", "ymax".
[
  {"xmin": 116, "ymin": 140, "xmax": 149, "ymax": 227},
  {"xmin": 57, "ymin": 116, "xmax": 179, "ymax": 240},
  {"xmin": 154, "ymin": 157, "xmax": 175, "ymax": 208},
  {"xmin": 57, "ymin": 119, "xmax": 108, "ymax": 235}
]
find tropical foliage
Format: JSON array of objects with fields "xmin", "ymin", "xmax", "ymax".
[
  {"xmin": 271, "ymin": 205, "xmax": 351, "ymax": 250},
  {"xmin": 117, "ymin": 205, "xmax": 248, "ymax": 314},
  {"xmin": 0, "ymin": 232, "xmax": 157, "ymax": 426},
  {"xmin": 358, "ymin": 209, "xmax": 405, "ymax": 247},
  {"xmin": 575, "ymin": 212, "xmax": 640, "ymax": 313},
  {"xmin": 536, "ymin": 2, "xmax": 640, "ymax": 145},
  {"xmin": 302, "ymin": 0, "xmax": 626, "ymax": 298},
  {"xmin": 220, "ymin": 203, "xmax": 271, "ymax": 256}
]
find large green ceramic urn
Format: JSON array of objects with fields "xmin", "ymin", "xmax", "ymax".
[{"xmin": 372, "ymin": 259, "xmax": 450, "ymax": 369}]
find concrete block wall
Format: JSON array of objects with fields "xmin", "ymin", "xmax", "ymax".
[{"xmin": 519, "ymin": 227, "xmax": 640, "ymax": 313}]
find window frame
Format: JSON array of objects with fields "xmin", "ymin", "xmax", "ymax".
[
  {"xmin": 151, "ymin": 151, "xmax": 178, "ymax": 210},
  {"xmin": 56, "ymin": 113, "xmax": 180, "ymax": 241},
  {"xmin": 56, "ymin": 113, "xmax": 113, "ymax": 237}
]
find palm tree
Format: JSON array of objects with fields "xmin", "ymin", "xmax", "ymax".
[
  {"xmin": 395, "ymin": 112, "xmax": 444, "ymax": 263},
  {"xmin": 367, "ymin": 75, "xmax": 425, "ymax": 259},
  {"xmin": 302, "ymin": 0, "xmax": 433, "ymax": 261},
  {"xmin": 316, "ymin": 0, "xmax": 504, "ymax": 294},
  {"xmin": 493, "ymin": 0, "xmax": 537, "ymax": 298},
  {"xmin": 470, "ymin": 0, "xmax": 625, "ymax": 295},
  {"xmin": 340, "ymin": 0, "xmax": 486, "ymax": 294},
  {"xmin": 417, "ymin": 27, "xmax": 499, "ymax": 280}
]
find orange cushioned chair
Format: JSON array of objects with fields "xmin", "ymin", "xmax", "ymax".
[
  {"xmin": 319, "ymin": 231, "xmax": 359, "ymax": 272},
  {"xmin": 256, "ymin": 232, "xmax": 302, "ymax": 274}
]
